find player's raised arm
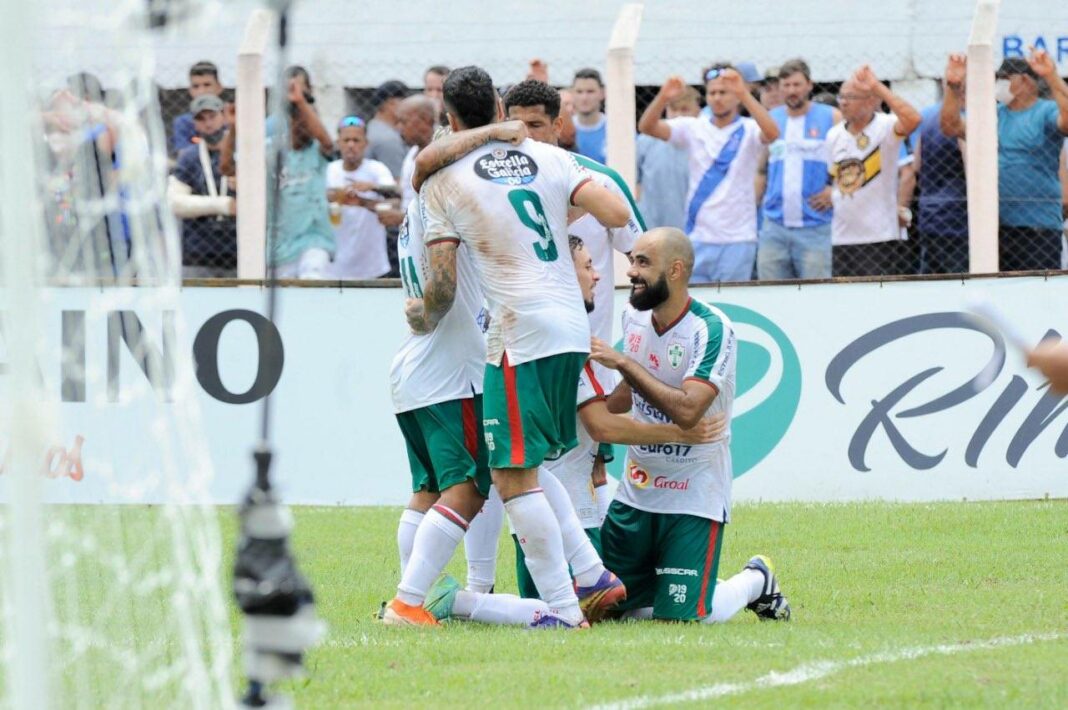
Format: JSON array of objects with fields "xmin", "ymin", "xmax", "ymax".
[
  {"xmin": 411, "ymin": 120, "xmax": 528, "ymax": 192},
  {"xmin": 571, "ymin": 175, "xmax": 629, "ymax": 228}
]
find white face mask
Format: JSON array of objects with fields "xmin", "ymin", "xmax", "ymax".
[{"xmin": 994, "ymin": 78, "xmax": 1014, "ymax": 105}]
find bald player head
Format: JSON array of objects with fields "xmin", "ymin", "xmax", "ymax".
[
  {"xmin": 396, "ymin": 94, "xmax": 438, "ymax": 149},
  {"xmin": 627, "ymin": 227, "xmax": 694, "ymax": 311}
]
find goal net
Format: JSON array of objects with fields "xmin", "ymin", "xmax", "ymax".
[{"xmin": 0, "ymin": 0, "xmax": 234, "ymax": 706}]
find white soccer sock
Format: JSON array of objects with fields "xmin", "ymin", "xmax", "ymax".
[
  {"xmin": 503, "ymin": 488, "xmax": 582, "ymax": 624},
  {"xmin": 537, "ymin": 468, "xmax": 604, "ymax": 588},
  {"xmin": 396, "ymin": 504, "xmax": 468, "ymax": 606},
  {"xmin": 396, "ymin": 509, "xmax": 424, "ymax": 576},
  {"xmin": 594, "ymin": 482, "xmax": 611, "ymax": 524},
  {"xmin": 702, "ymin": 569, "xmax": 764, "ymax": 624},
  {"xmin": 464, "ymin": 487, "xmax": 504, "ymax": 593},
  {"xmin": 452, "ymin": 590, "xmax": 551, "ymax": 626}
]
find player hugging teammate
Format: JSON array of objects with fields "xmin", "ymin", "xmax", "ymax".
[{"xmin": 383, "ymin": 65, "xmax": 790, "ymax": 628}]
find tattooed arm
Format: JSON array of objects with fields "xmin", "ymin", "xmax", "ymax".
[
  {"xmin": 411, "ymin": 120, "xmax": 528, "ymax": 192},
  {"xmin": 407, "ymin": 241, "xmax": 458, "ymax": 334}
]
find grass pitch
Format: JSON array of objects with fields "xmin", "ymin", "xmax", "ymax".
[{"xmin": 246, "ymin": 500, "xmax": 1068, "ymax": 708}]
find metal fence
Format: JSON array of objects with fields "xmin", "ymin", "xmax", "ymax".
[{"xmin": 31, "ymin": 0, "xmax": 1068, "ymax": 284}]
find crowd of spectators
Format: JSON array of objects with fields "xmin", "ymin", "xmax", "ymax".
[{"xmin": 157, "ymin": 50, "xmax": 1068, "ymax": 282}]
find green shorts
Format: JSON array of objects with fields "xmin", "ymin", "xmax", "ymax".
[
  {"xmin": 513, "ymin": 527, "xmax": 602, "ymax": 599},
  {"xmin": 600, "ymin": 500, "xmax": 724, "ymax": 621},
  {"xmin": 395, "ymin": 395, "xmax": 491, "ymax": 497},
  {"xmin": 482, "ymin": 352, "xmax": 586, "ymax": 470}
]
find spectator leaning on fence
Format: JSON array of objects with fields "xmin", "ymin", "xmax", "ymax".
[
  {"xmin": 171, "ymin": 61, "xmax": 223, "ymax": 156},
  {"xmin": 167, "ymin": 94, "xmax": 236, "ymax": 278},
  {"xmin": 827, "ymin": 65, "xmax": 921, "ymax": 277},
  {"xmin": 325, "ymin": 116, "xmax": 395, "ymax": 280},
  {"xmin": 758, "ymin": 58, "xmax": 840, "ymax": 280},
  {"xmin": 572, "ymin": 68, "xmax": 607, "ymax": 165},
  {"xmin": 636, "ymin": 85, "xmax": 700, "ymax": 231},
  {"xmin": 222, "ymin": 69, "xmax": 335, "ymax": 279},
  {"xmin": 366, "ymin": 80, "xmax": 411, "ymax": 179},
  {"xmin": 423, "ymin": 65, "xmax": 449, "ymax": 123},
  {"xmin": 941, "ymin": 50, "xmax": 1068, "ymax": 272},
  {"xmin": 639, "ymin": 65, "xmax": 779, "ymax": 283},
  {"xmin": 913, "ymin": 80, "xmax": 968, "ymax": 274}
]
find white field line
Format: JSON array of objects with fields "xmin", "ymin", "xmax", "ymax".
[{"xmin": 586, "ymin": 631, "xmax": 1067, "ymax": 710}]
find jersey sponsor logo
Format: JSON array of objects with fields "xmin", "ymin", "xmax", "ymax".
[
  {"xmin": 656, "ymin": 567, "xmax": 698, "ymax": 577},
  {"xmin": 474, "ymin": 150, "xmax": 539, "ymax": 186},
  {"xmin": 627, "ymin": 463, "xmax": 650, "ymax": 488},
  {"xmin": 668, "ymin": 343, "xmax": 685, "ymax": 369},
  {"xmin": 636, "ymin": 444, "xmax": 693, "ymax": 459},
  {"xmin": 634, "ymin": 397, "xmax": 668, "ymax": 423},
  {"xmin": 648, "ymin": 353, "xmax": 661, "ymax": 371},
  {"xmin": 653, "ymin": 475, "xmax": 690, "ymax": 490},
  {"xmin": 627, "ymin": 333, "xmax": 642, "ymax": 352}
]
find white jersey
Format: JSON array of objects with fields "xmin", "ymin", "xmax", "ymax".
[
  {"xmin": 325, "ymin": 159, "xmax": 395, "ymax": 279},
  {"xmin": 421, "ymin": 138, "xmax": 593, "ymax": 366},
  {"xmin": 665, "ymin": 115, "xmax": 764, "ymax": 244},
  {"xmin": 542, "ymin": 362, "xmax": 607, "ymax": 528},
  {"xmin": 615, "ymin": 298, "xmax": 736, "ymax": 522},
  {"xmin": 567, "ymin": 155, "xmax": 644, "ymax": 342},
  {"xmin": 828, "ymin": 111, "xmax": 907, "ymax": 245},
  {"xmin": 389, "ymin": 198, "xmax": 486, "ymax": 413},
  {"xmin": 400, "ymin": 145, "xmax": 418, "ymax": 210}
]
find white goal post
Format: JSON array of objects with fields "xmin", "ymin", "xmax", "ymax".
[{"xmin": 965, "ymin": 0, "xmax": 1000, "ymax": 274}]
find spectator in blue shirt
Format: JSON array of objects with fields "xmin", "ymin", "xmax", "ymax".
[
  {"xmin": 914, "ymin": 92, "xmax": 968, "ymax": 274},
  {"xmin": 572, "ymin": 68, "xmax": 606, "ymax": 165},
  {"xmin": 636, "ymin": 86, "xmax": 700, "ymax": 230},
  {"xmin": 941, "ymin": 50, "xmax": 1068, "ymax": 271},
  {"xmin": 171, "ymin": 61, "xmax": 223, "ymax": 156}
]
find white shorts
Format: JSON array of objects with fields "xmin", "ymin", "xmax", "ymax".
[{"xmin": 275, "ymin": 247, "xmax": 331, "ymax": 279}]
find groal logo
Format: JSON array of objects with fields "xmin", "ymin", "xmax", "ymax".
[
  {"xmin": 608, "ymin": 300, "xmax": 801, "ymax": 481},
  {"xmin": 473, "ymin": 150, "xmax": 538, "ymax": 186},
  {"xmin": 628, "ymin": 464, "xmax": 650, "ymax": 489},
  {"xmin": 653, "ymin": 475, "xmax": 689, "ymax": 490}
]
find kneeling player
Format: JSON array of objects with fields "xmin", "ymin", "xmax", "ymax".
[{"xmin": 590, "ymin": 227, "xmax": 791, "ymax": 624}]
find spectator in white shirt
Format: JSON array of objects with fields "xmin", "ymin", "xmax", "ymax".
[
  {"xmin": 325, "ymin": 116, "xmax": 396, "ymax": 279},
  {"xmin": 827, "ymin": 65, "xmax": 921, "ymax": 277},
  {"xmin": 639, "ymin": 65, "xmax": 779, "ymax": 283}
]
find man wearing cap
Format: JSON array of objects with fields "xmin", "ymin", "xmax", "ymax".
[
  {"xmin": 639, "ymin": 64, "xmax": 779, "ymax": 283},
  {"xmin": 941, "ymin": 49, "xmax": 1068, "ymax": 272},
  {"xmin": 367, "ymin": 80, "xmax": 411, "ymax": 179},
  {"xmin": 167, "ymin": 94, "xmax": 236, "ymax": 278},
  {"xmin": 171, "ymin": 61, "xmax": 224, "ymax": 156}
]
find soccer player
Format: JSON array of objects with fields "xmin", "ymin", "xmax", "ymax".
[
  {"xmin": 588, "ymin": 227, "xmax": 791, "ymax": 623},
  {"xmin": 399, "ymin": 65, "xmax": 630, "ymax": 628},
  {"xmin": 418, "ymin": 235, "xmax": 724, "ymax": 627}
]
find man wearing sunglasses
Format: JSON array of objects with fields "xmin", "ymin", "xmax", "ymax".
[{"xmin": 639, "ymin": 65, "xmax": 779, "ymax": 284}]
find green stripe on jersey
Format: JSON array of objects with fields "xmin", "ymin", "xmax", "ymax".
[
  {"xmin": 572, "ymin": 154, "xmax": 647, "ymax": 231},
  {"xmin": 688, "ymin": 299, "xmax": 724, "ymax": 381}
]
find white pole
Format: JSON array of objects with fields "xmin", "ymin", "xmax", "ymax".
[
  {"xmin": 605, "ymin": 2, "xmax": 644, "ymax": 286},
  {"xmin": 0, "ymin": 0, "xmax": 53, "ymax": 705},
  {"xmin": 966, "ymin": 0, "xmax": 1000, "ymax": 273},
  {"xmin": 236, "ymin": 9, "xmax": 274, "ymax": 281}
]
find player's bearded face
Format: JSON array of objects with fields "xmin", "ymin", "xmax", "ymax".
[{"xmin": 629, "ymin": 271, "xmax": 669, "ymax": 310}]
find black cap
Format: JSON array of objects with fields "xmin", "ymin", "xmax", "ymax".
[
  {"xmin": 372, "ymin": 80, "xmax": 410, "ymax": 108},
  {"xmin": 996, "ymin": 57, "xmax": 1037, "ymax": 79}
]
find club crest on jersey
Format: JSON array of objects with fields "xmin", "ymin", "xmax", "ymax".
[
  {"xmin": 474, "ymin": 150, "xmax": 538, "ymax": 186},
  {"xmin": 667, "ymin": 343, "xmax": 685, "ymax": 369},
  {"xmin": 627, "ymin": 333, "xmax": 642, "ymax": 352}
]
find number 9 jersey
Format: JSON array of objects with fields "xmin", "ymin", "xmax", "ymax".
[
  {"xmin": 419, "ymin": 139, "xmax": 594, "ymax": 367},
  {"xmin": 389, "ymin": 197, "xmax": 487, "ymax": 415}
]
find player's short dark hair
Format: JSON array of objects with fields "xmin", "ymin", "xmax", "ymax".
[
  {"xmin": 778, "ymin": 58, "xmax": 812, "ymax": 82},
  {"xmin": 568, "ymin": 235, "xmax": 585, "ymax": 253},
  {"xmin": 443, "ymin": 66, "xmax": 497, "ymax": 130},
  {"xmin": 573, "ymin": 68, "xmax": 603, "ymax": 87},
  {"xmin": 189, "ymin": 61, "xmax": 218, "ymax": 80},
  {"xmin": 504, "ymin": 80, "xmax": 561, "ymax": 120},
  {"xmin": 425, "ymin": 65, "xmax": 450, "ymax": 78}
]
